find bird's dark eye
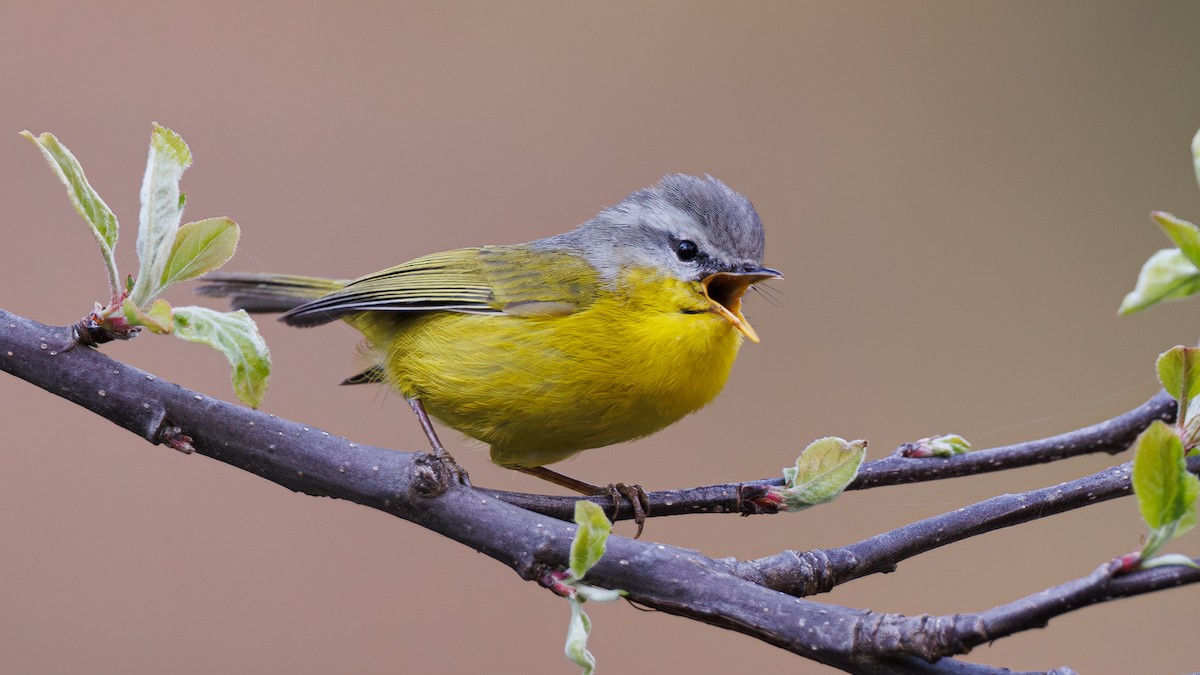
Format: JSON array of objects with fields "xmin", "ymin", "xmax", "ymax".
[{"xmin": 676, "ymin": 239, "xmax": 699, "ymax": 262}]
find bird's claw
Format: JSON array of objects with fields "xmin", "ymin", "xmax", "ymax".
[
  {"xmin": 601, "ymin": 483, "xmax": 649, "ymax": 538},
  {"xmin": 430, "ymin": 447, "xmax": 472, "ymax": 487},
  {"xmin": 513, "ymin": 466, "xmax": 650, "ymax": 537}
]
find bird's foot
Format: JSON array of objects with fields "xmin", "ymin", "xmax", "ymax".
[
  {"xmin": 513, "ymin": 466, "xmax": 651, "ymax": 537},
  {"xmin": 429, "ymin": 447, "xmax": 472, "ymax": 487},
  {"xmin": 597, "ymin": 483, "xmax": 649, "ymax": 539},
  {"xmin": 407, "ymin": 397, "xmax": 471, "ymax": 487}
]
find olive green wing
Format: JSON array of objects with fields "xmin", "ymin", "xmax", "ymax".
[{"xmin": 281, "ymin": 245, "xmax": 599, "ymax": 327}]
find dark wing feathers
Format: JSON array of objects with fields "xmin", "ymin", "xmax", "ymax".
[
  {"xmin": 280, "ymin": 246, "xmax": 598, "ymax": 327},
  {"xmin": 340, "ymin": 365, "xmax": 388, "ymax": 385}
]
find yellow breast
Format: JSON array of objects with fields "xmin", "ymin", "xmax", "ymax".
[{"xmin": 357, "ymin": 268, "xmax": 745, "ymax": 468}]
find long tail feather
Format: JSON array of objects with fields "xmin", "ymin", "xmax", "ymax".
[{"xmin": 196, "ymin": 273, "xmax": 347, "ymax": 321}]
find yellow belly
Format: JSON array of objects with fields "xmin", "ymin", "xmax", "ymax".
[{"xmin": 352, "ymin": 273, "xmax": 744, "ymax": 467}]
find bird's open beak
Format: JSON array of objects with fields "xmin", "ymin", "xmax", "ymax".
[{"xmin": 701, "ymin": 266, "xmax": 782, "ymax": 343}]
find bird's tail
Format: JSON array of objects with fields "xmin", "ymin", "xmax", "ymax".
[{"xmin": 195, "ymin": 273, "xmax": 347, "ymax": 316}]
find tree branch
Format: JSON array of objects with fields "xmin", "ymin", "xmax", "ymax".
[
  {"xmin": 492, "ymin": 391, "xmax": 1175, "ymax": 522},
  {"xmin": 731, "ymin": 455, "xmax": 1199, "ymax": 595},
  {"xmin": 0, "ymin": 306, "xmax": 1184, "ymax": 674},
  {"xmin": 974, "ymin": 560, "xmax": 1200, "ymax": 644}
]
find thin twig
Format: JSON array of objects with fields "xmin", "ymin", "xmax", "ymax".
[
  {"xmin": 935, "ymin": 558, "xmax": 1200, "ymax": 656},
  {"xmin": 490, "ymin": 391, "xmax": 1175, "ymax": 522},
  {"xmin": 731, "ymin": 455, "xmax": 1195, "ymax": 595}
]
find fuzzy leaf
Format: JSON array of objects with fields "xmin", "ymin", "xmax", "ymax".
[
  {"xmin": 1157, "ymin": 346, "xmax": 1200, "ymax": 418},
  {"xmin": 1132, "ymin": 420, "xmax": 1190, "ymax": 530},
  {"xmin": 1141, "ymin": 553, "xmax": 1200, "ymax": 570},
  {"xmin": 780, "ymin": 437, "xmax": 867, "ymax": 510},
  {"xmin": 900, "ymin": 433, "xmax": 972, "ymax": 458},
  {"xmin": 572, "ymin": 585, "xmax": 624, "ymax": 603},
  {"xmin": 570, "ymin": 500, "xmax": 611, "ymax": 580},
  {"xmin": 122, "ymin": 297, "xmax": 175, "ymax": 334},
  {"xmin": 21, "ymin": 130, "xmax": 121, "ymax": 295},
  {"xmin": 161, "ymin": 217, "xmax": 239, "ymax": 287},
  {"xmin": 1182, "ymin": 396, "xmax": 1200, "ymax": 452},
  {"xmin": 564, "ymin": 598, "xmax": 595, "ymax": 675},
  {"xmin": 1193, "ymin": 127, "xmax": 1200, "ymax": 194},
  {"xmin": 1179, "ymin": 501, "xmax": 1199, "ymax": 539},
  {"xmin": 1154, "ymin": 212, "xmax": 1200, "ymax": 269},
  {"xmin": 145, "ymin": 299, "xmax": 175, "ymax": 333},
  {"xmin": 1118, "ymin": 248, "xmax": 1200, "ymax": 315},
  {"xmin": 1133, "ymin": 421, "xmax": 1192, "ymax": 530},
  {"xmin": 131, "ymin": 124, "xmax": 193, "ymax": 306},
  {"xmin": 21, "ymin": 131, "xmax": 119, "ymax": 252},
  {"xmin": 171, "ymin": 306, "xmax": 271, "ymax": 407},
  {"xmin": 1132, "ymin": 421, "xmax": 1200, "ymax": 559},
  {"xmin": 927, "ymin": 434, "xmax": 972, "ymax": 456}
]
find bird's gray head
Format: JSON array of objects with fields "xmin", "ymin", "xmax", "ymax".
[{"xmin": 548, "ymin": 174, "xmax": 771, "ymax": 282}]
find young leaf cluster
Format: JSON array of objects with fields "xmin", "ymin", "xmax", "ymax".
[
  {"xmin": 1116, "ymin": 127, "xmax": 1200, "ymax": 571},
  {"xmin": 22, "ymin": 125, "xmax": 270, "ymax": 407},
  {"xmin": 1126, "ymin": 347, "xmax": 1200, "ymax": 570},
  {"xmin": 1120, "ymin": 129, "xmax": 1200, "ymax": 314},
  {"xmin": 554, "ymin": 500, "xmax": 624, "ymax": 675},
  {"xmin": 757, "ymin": 437, "xmax": 867, "ymax": 513},
  {"xmin": 897, "ymin": 433, "xmax": 972, "ymax": 458}
]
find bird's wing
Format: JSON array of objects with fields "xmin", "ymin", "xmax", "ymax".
[{"xmin": 280, "ymin": 246, "xmax": 599, "ymax": 326}]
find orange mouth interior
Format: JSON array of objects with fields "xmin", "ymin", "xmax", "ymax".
[{"xmin": 701, "ymin": 271, "xmax": 779, "ymax": 343}]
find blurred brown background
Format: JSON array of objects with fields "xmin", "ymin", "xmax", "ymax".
[{"xmin": 3, "ymin": 2, "xmax": 1200, "ymax": 673}]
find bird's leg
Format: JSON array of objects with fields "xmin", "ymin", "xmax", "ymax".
[
  {"xmin": 516, "ymin": 466, "xmax": 649, "ymax": 538},
  {"xmin": 407, "ymin": 397, "xmax": 471, "ymax": 486}
]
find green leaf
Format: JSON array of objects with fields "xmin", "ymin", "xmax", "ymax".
[
  {"xmin": 161, "ymin": 217, "xmax": 240, "ymax": 287},
  {"xmin": 131, "ymin": 123, "xmax": 193, "ymax": 306},
  {"xmin": 145, "ymin": 299, "xmax": 175, "ymax": 333},
  {"xmin": 929, "ymin": 434, "xmax": 971, "ymax": 456},
  {"xmin": 1156, "ymin": 347, "xmax": 1200, "ymax": 415},
  {"xmin": 1178, "ymin": 500, "xmax": 1198, "ymax": 539},
  {"xmin": 1118, "ymin": 248, "xmax": 1200, "ymax": 315},
  {"xmin": 1156, "ymin": 346, "xmax": 1200, "ymax": 448},
  {"xmin": 570, "ymin": 500, "xmax": 612, "ymax": 580},
  {"xmin": 1192, "ymin": 127, "xmax": 1200, "ymax": 194},
  {"xmin": 21, "ymin": 130, "xmax": 121, "ymax": 297},
  {"xmin": 562, "ymin": 503, "xmax": 622, "ymax": 674},
  {"xmin": 1141, "ymin": 553, "xmax": 1200, "ymax": 570},
  {"xmin": 572, "ymin": 585, "xmax": 624, "ymax": 603},
  {"xmin": 1133, "ymin": 421, "xmax": 1191, "ymax": 530},
  {"xmin": 122, "ymin": 297, "xmax": 175, "ymax": 334},
  {"xmin": 1182, "ymin": 397, "xmax": 1200, "ymax": 451},
  {"xmin": 780, "ymin": 437, "xmax": 867, "ymax": 510},
  {"xmin": 902, "ymin": 433, "xmax": 972, "ymax": 457},
  {"xmin": 171, "ymin": 306, "xmax": 271, "ymax": 408},
  {"xmin": 1154, "ymin": 212, "xmax": 1200, "ymax": 269},
  {"xmin": 564, "ymin": 598, "xmax": 595, "ymax": 675},
  {"xmin": 1132, "ymin": 420, "xmax": 1200, "ymax": 558}
]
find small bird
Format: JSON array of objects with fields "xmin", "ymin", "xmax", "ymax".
[{"xmin": 198, "ymin": 174, "xmax": 779, "ymax": 534}]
